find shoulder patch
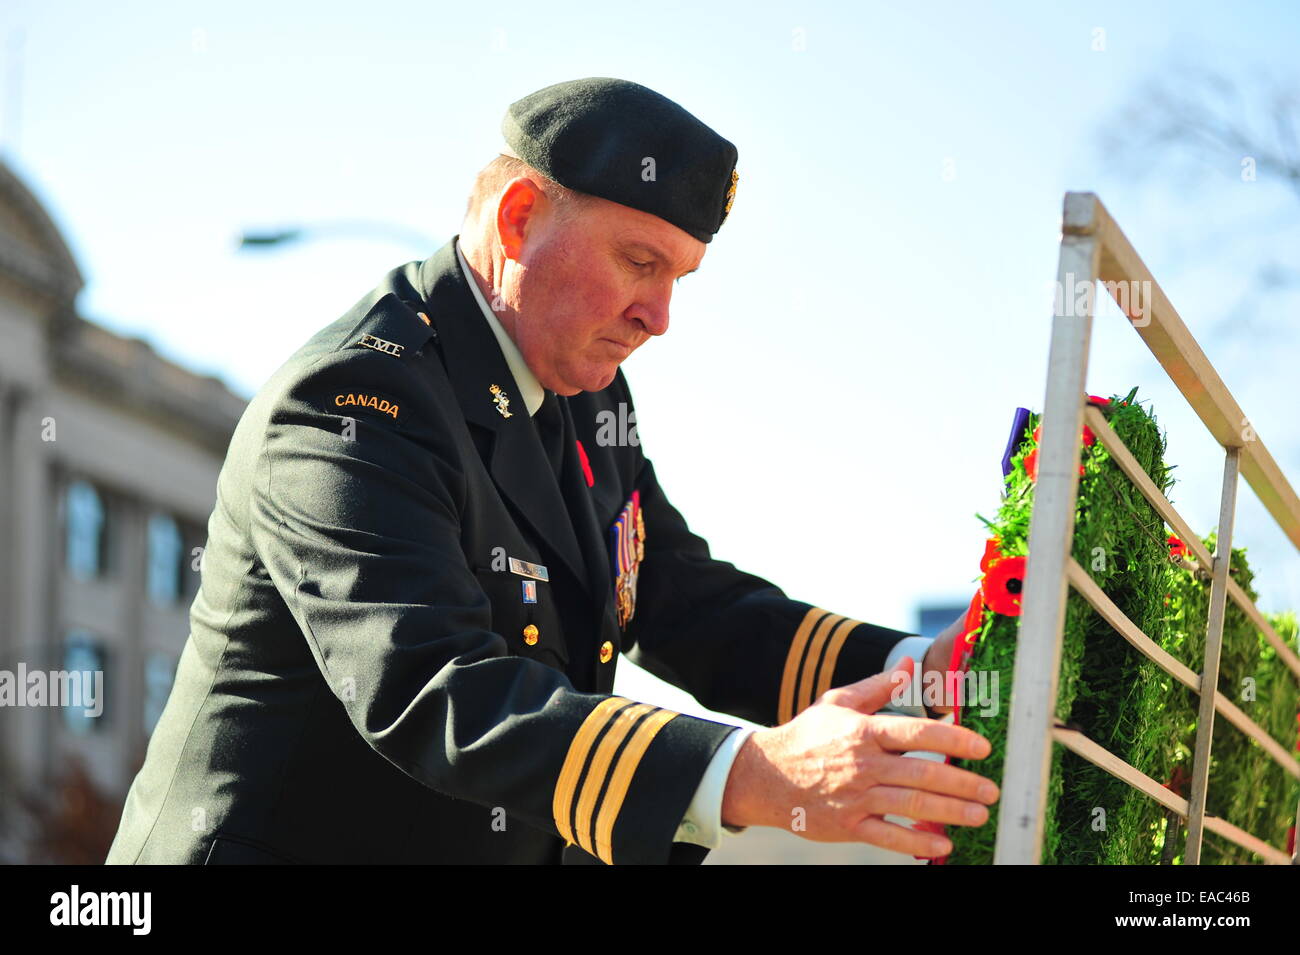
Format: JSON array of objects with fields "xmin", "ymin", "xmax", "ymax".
[{"xmin": 325, "ymin": 389, "xmax": 407, "ymax": 424}]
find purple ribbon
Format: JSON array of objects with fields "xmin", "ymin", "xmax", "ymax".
[{"xmin": 1001, "ymin": 407, "xmax": 1032, "ymax": 481}]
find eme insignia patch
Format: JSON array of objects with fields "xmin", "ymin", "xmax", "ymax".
[
  {"xmin": 331, "ymin": 391, "xmax": 404, "ymax": 422},
  {"xmin": 609, "ymin": 490, "xmax": 646, "ymax": 630},
  {"xmin": 355, "ymin": 333, "xmax": 404, "ymax": 357}
]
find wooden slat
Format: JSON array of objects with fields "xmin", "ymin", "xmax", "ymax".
[
  {"xmin": 1086, "ymin": 404, "xmax": 1300, "ymax": 684},
  {"xmin": 1226, "ymin": 577, "xmax": 1300, "ymax": 682},
  {"xmin": 1067, "ymin": 558, "xmax": 1300, "ymax": 779},
  {"xmin": 1083, "ymin": 405, "xmax": 1213, "ymax": 566},
  {"xmin": 1080, "ymin": 192, "xmax": 1300, "ymax": 552},
  {"xmin": 1051, "ymin": 723, "xmax": 1186, "ymax": 814},
  {"xmin": 1214, "ymin": 695, "xmax": 1300, "ymax": 780},
  {"xmin": 1051, "ymin": 723, "xmax": 1292, "ymax": 864},
  {"xmin": 1065, "ymin": 558, "xmax": 1199, "ymax": 691},
  {"xmin": 1202, "ymin": 816, "xmax": 1293, "ymax": 866}
]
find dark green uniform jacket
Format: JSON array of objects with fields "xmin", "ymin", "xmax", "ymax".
[{"xmin": 105, "ymin": 237, "xmax": 914, "ymax": 865}]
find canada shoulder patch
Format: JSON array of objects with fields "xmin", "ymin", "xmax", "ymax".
[{"xmin": 326, "ymin": 390, "xmax": 406, "ymax": 424}]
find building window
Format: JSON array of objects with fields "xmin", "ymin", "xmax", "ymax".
[
  {"xmin": 61, "ymin": 632, "xmax": 107, "ymax": 736},
  {"xmin": 180, "ymin": 523, "xmax": 206, "ymax": 601},
  {"xmin": 65, "ymin": 480, "xmax": 106, "ymax": 579},
  {"xmin": 143, "ymin": 652, "xmax": 176, "ymax": 737},
  {"xmin": 146, "ymin": 512, "xmax": 183, "ymax": 605}
]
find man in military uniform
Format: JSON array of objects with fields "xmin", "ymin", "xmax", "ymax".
[{"xmin": 106, "ymin": 77, "xmax": 997, "ymax": 865}]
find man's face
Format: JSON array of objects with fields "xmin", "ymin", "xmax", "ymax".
[{"xmin": 496, "ymin": 181, "xmax": 707, "ymax": 395}]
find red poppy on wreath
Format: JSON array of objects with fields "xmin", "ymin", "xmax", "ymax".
[
  {"xmin": 1019, "ymin": 446, "xmax": 1081, "ymax": 480},
  {"xmin": 1167, "ymin": 535, "xmax": 1186, "ymax": 560},
  {"xmin": 1033, "ymin": 424, "xmax": 1095, "ymax": 444},
  {"xmin": 982, "ymin": 555, "xmax": 1027, "ymax": 616},
  {"xmin": 950, "ymin": 589, "xmax": 987, "ymax": 671},
  {"xmin": 1023, "ymin": 447, "xmax": 1039, "ymax": 481},
  {"xmin": 1163, "ymin": 763, "xmax": 1191, "ymax": 799},
  {"xmin": 949, "ymin": 588, "xmax": 987, "ymax": 729},
  {"xmin": 980, "ymin": 537, "xmax": 1002, "ymax": 574},
  {"xmin": 1027, "ymin": 426, "xmax": 1088, "ymax": 478}
]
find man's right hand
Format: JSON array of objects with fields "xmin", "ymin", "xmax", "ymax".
[{"xmin": 720, "ymin": 656, "xmax": 999, "ymax": 857}]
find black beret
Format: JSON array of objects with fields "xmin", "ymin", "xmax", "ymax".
[{"xmin": 501, "ymin": 77, "xmax": 738, "ymax": 243}]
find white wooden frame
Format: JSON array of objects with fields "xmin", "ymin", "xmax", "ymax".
[{"xmin": 992, "ymin": 193, "xmax": 1300, "ymax": 865}]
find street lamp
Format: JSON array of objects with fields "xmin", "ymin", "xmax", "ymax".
[{"xmin": 236, "ymin": 221, "xmax": 435, "ymax": 252}]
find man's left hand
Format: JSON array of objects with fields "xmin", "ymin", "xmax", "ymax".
[{"xmin": 920, "ymin": 612, "xmax": 966, "ymax": 717}]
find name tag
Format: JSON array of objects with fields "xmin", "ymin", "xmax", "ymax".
[{"xmin": 508, "ymin": 557, "xmax": 549, "ymax": 582}]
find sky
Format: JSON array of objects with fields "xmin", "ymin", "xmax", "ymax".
[{"xmin": 4, "ymin": 1, "xmax": 1300, "ymax": 730}]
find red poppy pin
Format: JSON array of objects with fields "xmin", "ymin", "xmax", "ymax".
[{"xmin": 576, "ymin": 438, "xmax": 594, "ymax": 488}]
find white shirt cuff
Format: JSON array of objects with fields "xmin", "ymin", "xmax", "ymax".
[
  {"xmin": 881, "ymin": 635, "xmax": 936, "ymax": 718},
  {"xmin": 674, "ymin": 726, "xmax": 755, "ymax": 848}
]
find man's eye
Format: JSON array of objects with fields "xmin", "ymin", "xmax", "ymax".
[{"xmin": 627, "ymin": 256, "xmax": 651, "ymax": 270}]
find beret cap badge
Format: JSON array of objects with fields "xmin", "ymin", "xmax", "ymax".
[
  {"xmin": 489, "ymin": 383, "xmax": 513, "ymax": 418},
  {"xmin": 721, "ymin": 168, "xmax": 738, "ymax": 224}
]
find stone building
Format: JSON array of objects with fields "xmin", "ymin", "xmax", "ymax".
[{"xmin": 0, "ymin": 159, "xmax": 245, "ymax": 862}]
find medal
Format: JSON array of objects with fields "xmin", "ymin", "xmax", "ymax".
[{"xmin": 609, "ymin": 490, "xmax": 646, "ymax": 629}]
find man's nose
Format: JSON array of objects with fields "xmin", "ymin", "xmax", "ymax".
[{"xmin": 629, "ymin": 286, "xmax": 672, "ymax": 337}]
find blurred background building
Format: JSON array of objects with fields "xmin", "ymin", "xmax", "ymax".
[{"xmin": 0, "ymin": 159, "xmax": 244, "ymax": 862}]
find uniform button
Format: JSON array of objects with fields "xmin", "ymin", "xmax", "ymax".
[
  {"xmin": 599, "ymin": 641, "xmax": 614, "ymax": 663},
  {"xmin": 523, "ymin": 625, "xmax": 539, "ymax": 646}
]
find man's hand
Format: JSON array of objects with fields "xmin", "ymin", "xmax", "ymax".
[
  {"xmin": 720, "ymin": 657, "xmax": 998, "ymax": 857},
  {"xmin": 921, "ymin": 611, "xmax": 967, "ymax": 716}
]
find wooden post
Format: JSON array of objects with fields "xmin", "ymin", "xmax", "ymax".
[
  {"xmin": 1184, "ymin": 447, "xmax": 1241, "ymax": 864},
  {"xmin": 993, "ymin": 193, "xmax": 1099, "ymax": 864}
]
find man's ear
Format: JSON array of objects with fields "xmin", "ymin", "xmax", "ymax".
[{"xmin": 496, "ymin": 177, "xmax": 546, "ymax": 261}]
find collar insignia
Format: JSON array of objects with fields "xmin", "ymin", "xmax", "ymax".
[
  {"xmin": 489, "ymin": 383, "xmax": 513, "ymax": 418},
  {"xmin": 356, "ymin": 333, "xmax": 404, "ymax": 357}
]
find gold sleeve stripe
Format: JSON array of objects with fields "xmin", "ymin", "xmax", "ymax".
[
  {"xmin": 572, "ymin": 703, "xmax": 658, "ymax": 857},
  {"xmin": 814, "ymin": 616, "xmax": 860, "ymax": 700},
  {"xmin": 552, "ymin": 696, "xmax": 632, "ymax": 846},
  {"xmin": 594, "ymin": 707, "xmax": 679, "ymax": 865},
  {"xmin": 795, "ymin": 612, "xmax": 847, "ymax": 718},
  {"xmin": 778, "ymin": 607, "xmax": 830, "ymax": 724}
]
